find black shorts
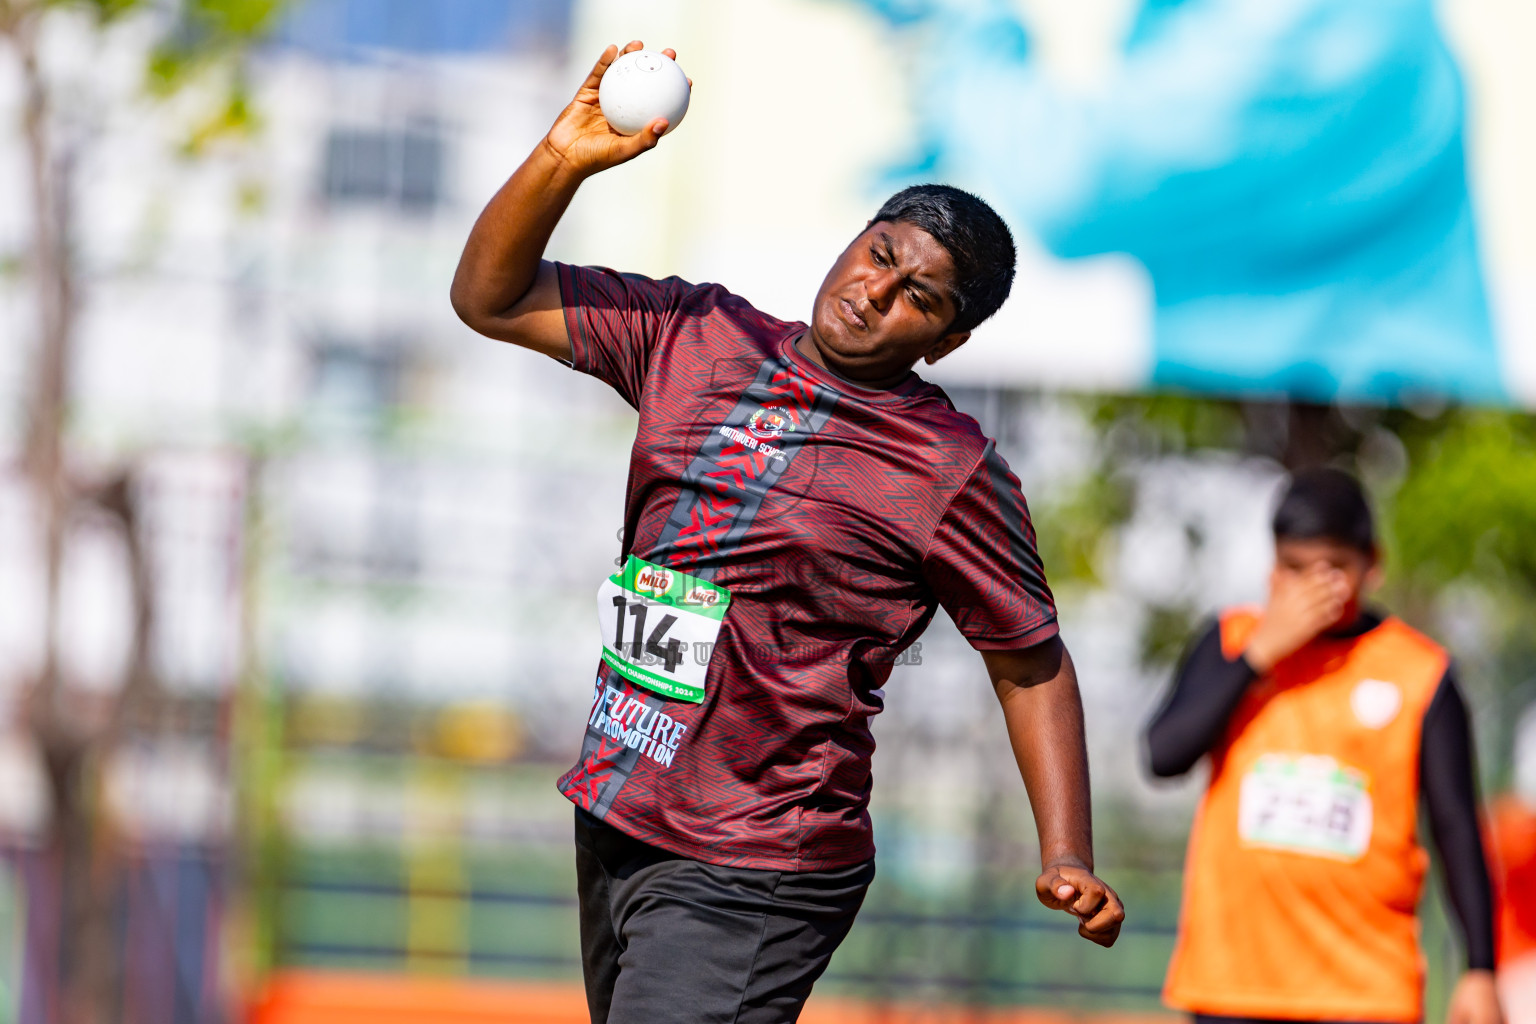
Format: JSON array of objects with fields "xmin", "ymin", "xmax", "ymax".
[{"xmin": 574, "ymin": 807, "xmax": 874, "ymax": 1024}]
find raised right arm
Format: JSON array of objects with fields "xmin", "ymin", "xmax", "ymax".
[{"xmin": 450, "ymin": 41, "xmax": 678, "ymax": 360}]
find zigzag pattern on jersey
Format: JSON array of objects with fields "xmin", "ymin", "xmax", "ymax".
[
  {"xmin": 559, "ymin": 675, "xmax": 667, "ymax": 818},
  {"xmin": 937, "ymin": 440, "xmax": 1055, "ymax": 642},
  {"xmin": 582, "ymin": 404, "xmax": 1010, "ymax": 869},
  {"xmin": 651, "ymin": 355, "xmax": 840, "ymax": 580},
  {"xmin": 561, "ymin": 354, "xmax": 838, "ymax": 823}
]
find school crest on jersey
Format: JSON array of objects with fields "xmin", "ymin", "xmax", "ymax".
[{"xmin": 746, "ymin": 406, "xmax": 797, "ymax": 441}]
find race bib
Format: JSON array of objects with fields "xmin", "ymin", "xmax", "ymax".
[
  {"xmin": 596, "ymin": 556, "xmax": 730, "ymax": 703},
  {"xmin": 1237, "ymin": 753, "xmax": 1373, "ymax": 860}
]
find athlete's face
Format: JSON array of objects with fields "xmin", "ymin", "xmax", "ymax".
[
  {"xmin": 801, "ymin": 221, "xmax": 971, "ymax": 388},
  {"xmin": 1272, "ymin": 537, "xmax": 1380, "ymax": 628}
]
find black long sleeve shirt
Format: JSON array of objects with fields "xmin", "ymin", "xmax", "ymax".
[{"xmin": 1145, "ymin": 612, "xmax": 1495, "ymax": 971}]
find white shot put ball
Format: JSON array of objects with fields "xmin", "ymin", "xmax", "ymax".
[{"xmin": 598, "ymin": 49, "xmax": 690, "ymax": 137}]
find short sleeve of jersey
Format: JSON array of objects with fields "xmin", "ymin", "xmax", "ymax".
[
  {"xmin": 556, "ymin": 262, "xmax": 696, "ymax": 408},
  {"xmin": 923, "ymin": 441, "xmax": 1058, "ymax": 650}
]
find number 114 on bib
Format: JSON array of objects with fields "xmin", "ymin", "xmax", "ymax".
[{"xmin": 596, "ymin": 556, "xmax": 730, "ymax": 703}]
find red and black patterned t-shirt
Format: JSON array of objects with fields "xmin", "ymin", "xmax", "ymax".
[{"xmin": 554, "ymin": 263, "xmax": 1056, "ymax": 871}]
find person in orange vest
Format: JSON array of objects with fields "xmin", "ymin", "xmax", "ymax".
[{"xmin": 1146, "ymin": 467, "xmax": 1502, "ymax": 1024}]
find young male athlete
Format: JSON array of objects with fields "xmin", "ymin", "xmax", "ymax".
[
  {"xmin": 1146, "ymin": 468, "xmax": 1501, "ymax": 1024},
  {"xmin": 452, "ymin": 40, "xmax": 1123, "ymax": 1024}
]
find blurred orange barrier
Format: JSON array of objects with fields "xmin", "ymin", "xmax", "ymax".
[
  {"xmin": 249, "ymin": 973, "xmax": 591, "ymax": 1024},
  {"xmin": 248, "ymin": 970, "xmax": 1177, "ymax": 1024},
  {"xmin": 1489, "ymin": 795, "xmax": 1536, "ymax": 966}
]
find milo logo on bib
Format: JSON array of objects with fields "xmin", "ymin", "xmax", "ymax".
[
  {"xmin": 634, "ymin": 565, "xmax": 674, "ymax": 597},
  {"xmin": 680, "ymin": 586, "xmax": 719, "ymax": 608},
  {"xmin": 1238, "ymin": 753, "xmax": 1373, "ymax": 861}
]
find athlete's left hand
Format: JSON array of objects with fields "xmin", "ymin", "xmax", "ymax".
[
  {"xmin": 1036, "ymin": 862, "xmax": 1124, "ymax": 947},
  {"xmin": 1448, "ymin": 970, "xmax": 1504, "ymax": 1024}
]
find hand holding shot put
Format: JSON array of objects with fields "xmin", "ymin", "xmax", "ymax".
[
  {"xmin": 549, "ymin": 41, "xmax": 689, "ymax": 173},
  {"xmin": 449, "ymin": 41, "xmax": 687, "ymax": 360}
]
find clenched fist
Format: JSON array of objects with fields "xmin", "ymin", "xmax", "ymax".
[{"xmin": 1036, "ymin": 862, "xmax": 1125, "ymax": 948}]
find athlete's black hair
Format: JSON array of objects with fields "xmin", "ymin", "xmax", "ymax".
[
  {"xmin": 1272, "ymin": 467, "xmax": 1376, "ymax": 555},
  {"xmin": 870, "ymin": 184, "xmax": 1016, "ymax": 335}
]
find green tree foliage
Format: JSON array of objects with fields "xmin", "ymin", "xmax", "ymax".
[
  {"xmin": 146, "ymin": 0, "xmax": 285, "ymax": 150},
  {"xmin": 1390, "ymin": 412, "xmax": 1536, "ymax": 598}
]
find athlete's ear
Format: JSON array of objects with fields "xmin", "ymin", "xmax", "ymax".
[
  {"xmin": 1363, "ymin": 546, "xmax": 1384, "ymax": 593},
  {"xmin": 925, "ymin": 330, "xmax": 971, "ymax": 365}
]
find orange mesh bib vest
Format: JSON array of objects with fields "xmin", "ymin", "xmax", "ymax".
[{"xmin": 1163, "ymin": 608, "xmax": 1449, "ymax": 1022}]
